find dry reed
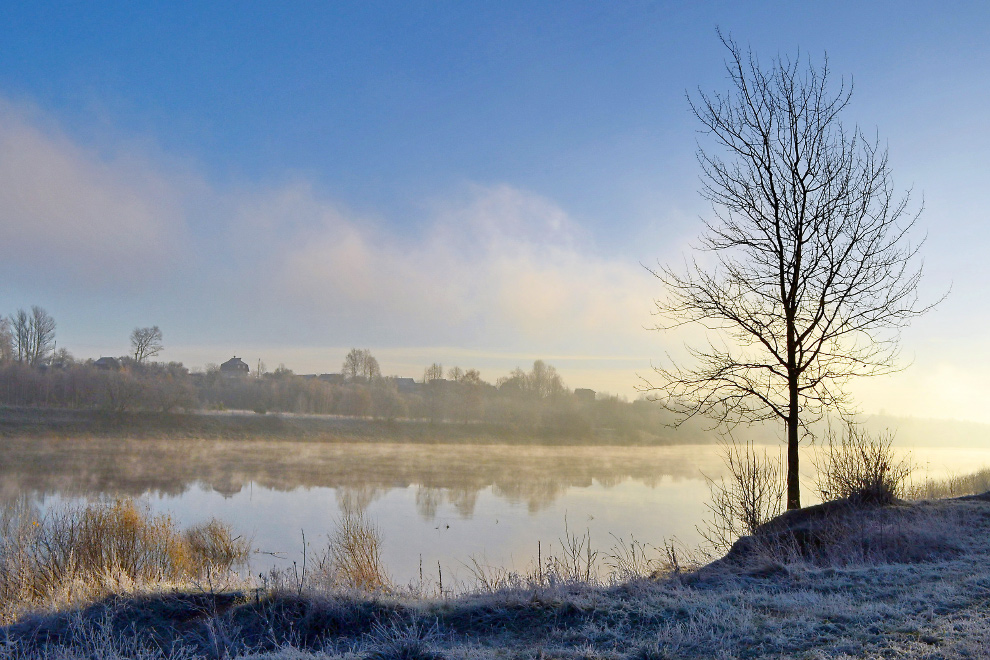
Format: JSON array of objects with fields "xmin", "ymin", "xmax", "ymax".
[
  {"xmin": 0, "ymin": 497, "xmax": 249, "ymax": 623},
  {"xmin": 311, "ymin": 502, "xmax": 390, "ymax": 592},
  {"xmin": 908, "ymin": 466, "xmax": 990, "ymax": 500}
]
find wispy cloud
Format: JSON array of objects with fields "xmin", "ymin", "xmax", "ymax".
[
  {"xmin": 0, "ymin": 101, "xmax": 191, "ymax": 290},
  {"xmin": 242, "ymin": 182, "xmax": 657, "ymax": 352},
  {"xmin": 0, "ymin": 99, "xmax": 659, "ymax": 363}
]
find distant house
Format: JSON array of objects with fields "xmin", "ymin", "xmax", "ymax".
[
  {"xmin": 318, "ymin": 373, "xmax": 346, "ymax": 384},
  {"xmin": 394, "ymin": 377, "xmax": 417, "ymax": 393},
  {"xmin": 574, "ymin": 388, "xmax": 596, "ymax": 403},
  {"xmin": 93, "ymin": 357, "xmax": 121, "ymax": 371},
  {"xmin": 220, "ymin": 356, "xmax": 250, "ymax": 378}
]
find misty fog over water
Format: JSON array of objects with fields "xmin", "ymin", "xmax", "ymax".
[{"xmin": 3, "ymin": 438, "xmax": 989, "ymax": 584}]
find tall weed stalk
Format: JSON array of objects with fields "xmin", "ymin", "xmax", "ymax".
[{"xmin": 700, "ymin": 439, "xmax": 785, "ymax": 553}]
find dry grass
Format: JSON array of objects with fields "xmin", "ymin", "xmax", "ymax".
[
  {"xmin": 908, "ymin": 466, "xmax": 990, "ymax": 500},
  {"xmin": 308, "ymin": 503, "xmax": 390, "ymax": 593},
  {"xmin": 5, "ymin": 496, "xmax": 990, "ymax": 659},
  {"xmin": 461, "ymin": 522, "xmax": 690, "ymax": 594},
  {"xmin": 0, "ymin": 498, "xmax": 249, "ymax": 624}
]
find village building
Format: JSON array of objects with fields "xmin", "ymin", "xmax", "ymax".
[
  {"xmin": 574, "ymin": 388, "xmax": 596, "ymax": 403},
  {"xmin": 93, "ymin": 357, "xmax": 121, "ymax": 371},
  {"xmin": 219, "ymin": 356, "xmax": 250, "ymax": 378}
]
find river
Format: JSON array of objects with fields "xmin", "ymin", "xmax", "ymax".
[{"xmin": 2, "ymin": 437, "xmax": 987, "ymax": 585}]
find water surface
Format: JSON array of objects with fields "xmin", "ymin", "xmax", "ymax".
[{"xmin": 2, "ymin": 437, "xmax": 986, "ymax": 584}]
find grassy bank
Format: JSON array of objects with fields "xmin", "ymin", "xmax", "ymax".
[
  {"xmin": 5, "ymin": 488, "xmax": 990, "ymax": 658},
  {"xmin": 0, "ymin": 406, "xmax": 709, "ymax": 445}
]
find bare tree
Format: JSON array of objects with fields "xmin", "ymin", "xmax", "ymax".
[
  {"xmin": 342, "ymin": 348, "xmax": 380, "ymax": 382},
  {"xmin": 12, "ymin": 306, "xmax": 56, "ymax": 366},
  {"xmin": 423, "ymin": 362, "xmax": 444, "ymax": 383},
  {"xmin": 0, "ymin": 318, "xmax": 13, "ymax": 362},
  {"xmin": 646, "ymin": 35, "xmax": 935, "ymax": 509},
  {"xmin": 10, "ymin": 309, "xmax": 29, "ymax": 363},
  {"xmin": 130, "ymin": 326, "xmax": 164, "ymax": 363},
  {"xmin": 423, "ymin": 362, "xmax": 445, "ymax": 424},
  {"xmin": 529, "ymin": 360, "xmax": 565, "ymax": 399}
]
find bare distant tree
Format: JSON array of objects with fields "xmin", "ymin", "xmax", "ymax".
[
  {"xmin": 646, "ymin": 35, "xmax": 936, "ymax": 509},
  {"xmin": 529, "ymin": 360, "xmax": 565, "ymax": 399},
  {"xmin": 10, "ymin": 309, "xmax": 29, "ymax": 363},
  {"xmin": 51, "ymin": 347, "xmax": 74, "ymax": 368},
  {"xmin": 495, "ymin": 361, "xmax": 565, "ymax": 400},
  {"xmin": 0, "ymin": 318, "xmax": 13, "ymax": 362},
  {"xmin": 130, "ymin": 326, "xmax": 164, "ymax": 363},
  {"xmin": 342, "ymin": 350, "xmax": 361, "ymax": 380},
  {"xmin": 423, "ymin": 363, "xmax": 444, "ymax": 383},
  {"xmin": 342, "ymin": 348, "xmax": 381, "ymax": 382},
  {"xmin": 10, "ymin": 306, "xmax": 56, "ymax": 366},
  {"xmin": 364, "ymin": 354, "xmax": 381, "ymax": 381},
  {"xmin": 422, "ymin": 362, "xmax": 445, "ymax": 424}
]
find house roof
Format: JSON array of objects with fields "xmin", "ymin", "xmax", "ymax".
[{"xmin": 220, "ymin": 356, "xmax": 249, "ymax": 371}]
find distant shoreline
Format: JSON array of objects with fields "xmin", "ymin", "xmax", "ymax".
[{"xmin": 0, "ymin": 405, "xmax": 714, "ymax": 445}]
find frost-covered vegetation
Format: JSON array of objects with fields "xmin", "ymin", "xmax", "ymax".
[
  {"xmin": 0, "ymin": 499, "xmax": 249, "ymax": 626},
  {"xmin": 5, "ymin": 489, "xmax": 990, "ymax": 659}
]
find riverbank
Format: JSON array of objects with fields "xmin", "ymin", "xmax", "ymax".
[
  {"xmin": 4, "ymin": 493, "xmax": 990, "ymax": 659},
  {"xmin": 0, "ymin": 406, "xmax": 714, "ymax": 445}
]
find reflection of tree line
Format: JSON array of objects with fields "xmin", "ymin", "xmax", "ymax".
[{"xmin": 0, "ymin": 438, "xmax": 728, "ymax": 517}]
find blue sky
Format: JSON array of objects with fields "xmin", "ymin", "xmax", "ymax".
[{"xmin": 1, "ymin": 2, "xmax": 988, "ymax": 420}]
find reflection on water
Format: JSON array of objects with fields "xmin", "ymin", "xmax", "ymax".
[
  {"xmin": 0, "ymin": 438, "xmax": 731, "ymax": 514},
  {"xmin": 3, "ymin": 438, "xmax": 990, "ymax": 584}
]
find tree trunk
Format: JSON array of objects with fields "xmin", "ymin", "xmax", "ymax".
[{"xmin": 786, "ymin": 374, "xmax": 801, "ymax": 509}]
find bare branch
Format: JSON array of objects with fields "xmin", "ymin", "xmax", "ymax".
[{"xmin": 645, "ymin": 35, "xmax": 937, "ymax": 509}]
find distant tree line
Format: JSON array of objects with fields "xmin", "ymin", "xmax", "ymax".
[
  {"xmin": 195, "ymin": 352, "xmax": 668, "ymax": 439},
  {"xmin": 0, "ymin": 313, "xmax": 196, "ymax": 413},
  {"xmin": 0, "ymin": 313, "xmax": 670, "ymax": 438}
]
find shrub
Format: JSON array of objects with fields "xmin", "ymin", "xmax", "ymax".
[
  {"xmin": 700, "ymin": 439, "xmax": 785, "ymax": 552},
  {"xmin": 184, "ymin": 519, "xmax": 251, "ymax": 571},
  {"xmin": 816, "ymin": 423, "xmax": 911, "ymax": 505}
]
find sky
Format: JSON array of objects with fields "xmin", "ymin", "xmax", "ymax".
[{"xmin": 1, "ymin": 1, "xmax": 988, "ymax": 422}]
